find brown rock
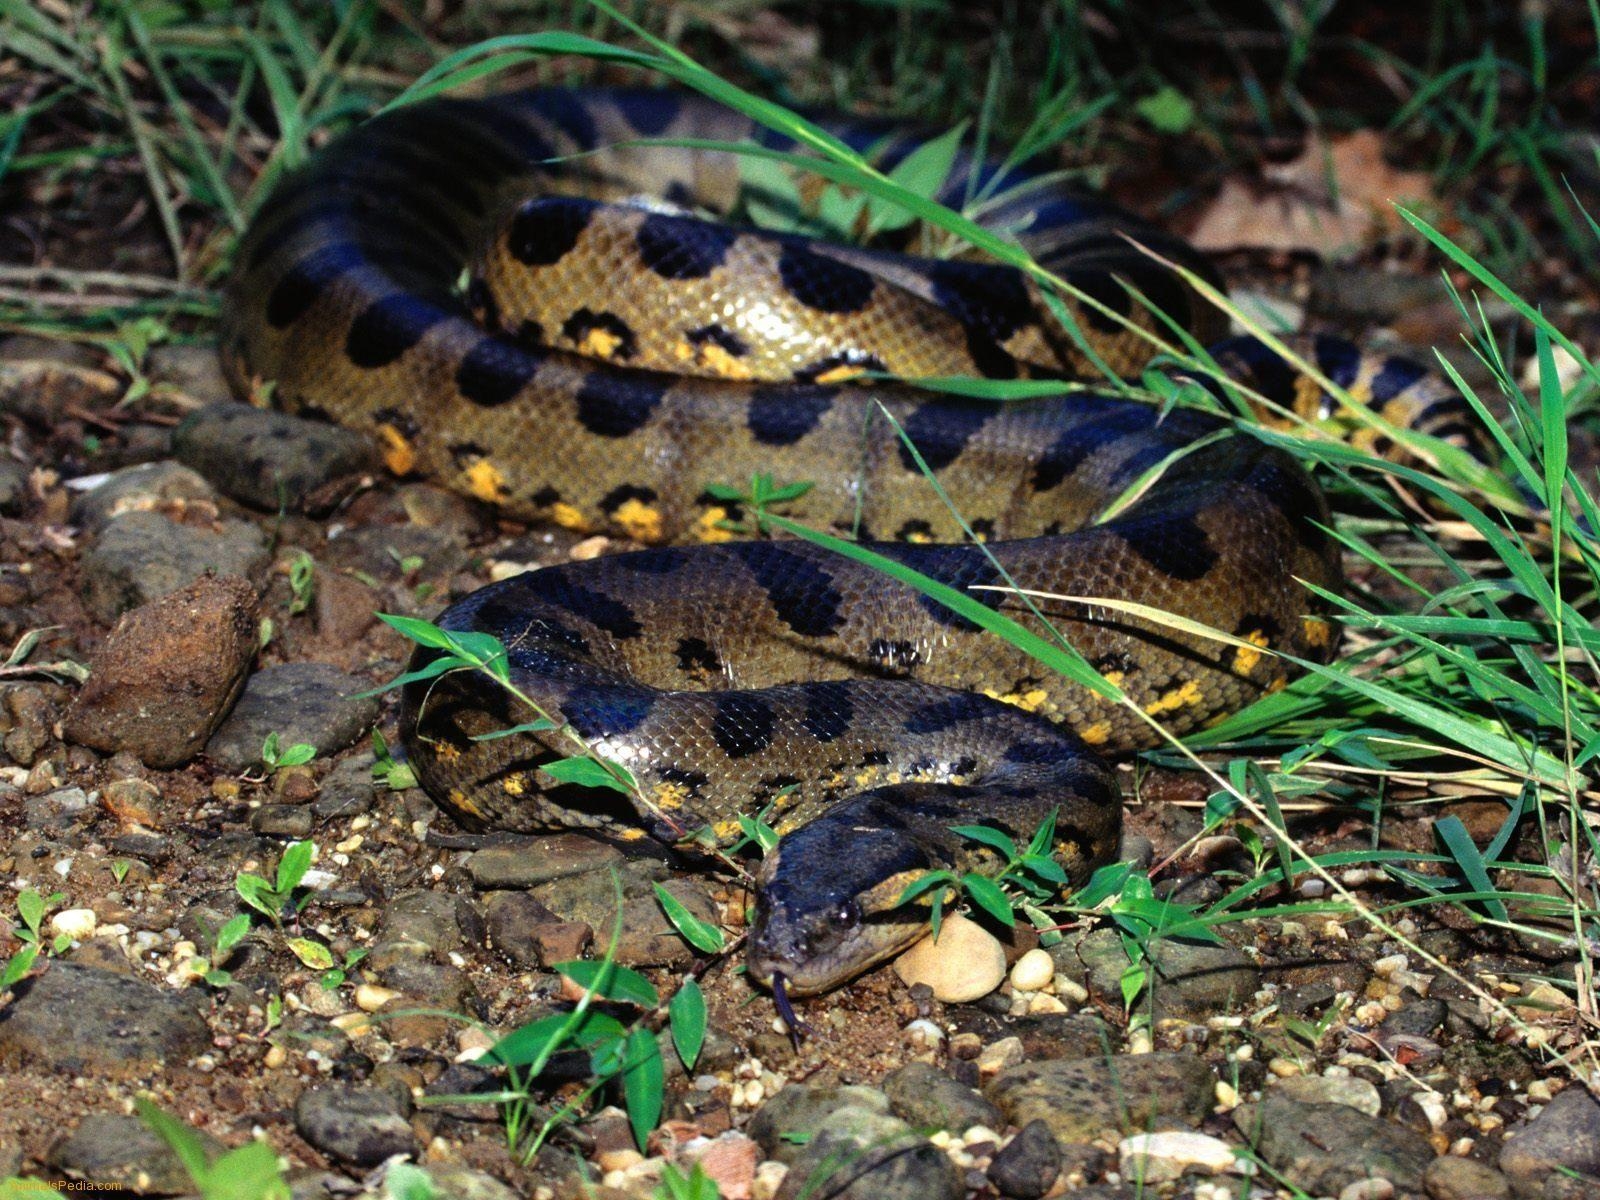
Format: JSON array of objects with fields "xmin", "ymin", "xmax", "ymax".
[{"xmin": 63, "ymin": 574, "xmax": 259, "ymax": 769}]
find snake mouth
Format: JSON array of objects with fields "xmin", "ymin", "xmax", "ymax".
[{"xmin": 769, "ymin": 973, "xmax": 809, "ymax": 1045}]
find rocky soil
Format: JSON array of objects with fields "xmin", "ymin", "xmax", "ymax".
[{"xmin": 0, "ymin": 324, "xmax": 1595, "ymax": 1200}]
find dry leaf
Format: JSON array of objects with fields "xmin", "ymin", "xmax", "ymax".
[{"xmin": 1191, "ymin": 129, "xmax": 1435, "ymax": 257}]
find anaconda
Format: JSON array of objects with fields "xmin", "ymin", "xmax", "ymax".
[{"xmin": 221, "ymin": 87, "xmax": 1473, "ymax": 998}]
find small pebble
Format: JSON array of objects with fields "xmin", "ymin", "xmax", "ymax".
[
  {"xmin": 50, "ymin": 908, "xmax": 98, "ymax": 941},
  {"xmin": 1337, "ymin": 1180, "xmax": 1393, "ymax": 1200},
  {"xmin": 893, "ymin": 913, "xmax": 1006, "ymax": 1002},
  {"xmin": 1009, "ymin": 948, "xmax": 1055, "ymax": 992},
  {"xmin": 975, "ymin": 1036, "xmax": 1024, "ymax": 1078},
  {"xmin": 354, "ymin": 984, "xmax": 399, "ymax": 1013},
  {"xmin": 1119, "ymin": 1131, "xmax": 1239, "ymax": 1183}
]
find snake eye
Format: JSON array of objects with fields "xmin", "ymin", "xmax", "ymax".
[{"xmin": 830, "ymin": 900, "xmax": 861, "ymax": 929}]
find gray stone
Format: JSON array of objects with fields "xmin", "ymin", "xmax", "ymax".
[
  {"xmin": 1, "ymin": 683, "xmax": 56, "ymax": 766},
  {"xmin": 1053, "ymin": 927, "xmax": 1260, "ymax": 1018},
  {"xmin": 204, "ymin": 662, "xmax": 378, "ymax": 771},
  {"xmin": 294, "ymin": 1085, "xmax": 415, "ymax": 1166},
  {"xmin": 81, "ymin": 510, "xmax": 268, "ymax": 622},
  {"xmin": 69, "ymin": 461, "xmax": 215, "ymax": 533},
  {"xmin": 987, "ymin": 1119, "xmax": 1061, "ymax": 1199},
  {"xmin": 311, "ymin": 751, "xmax": 377, "ymax": 821},
  {"xmin": 771, "ymin": 1102, "xmax": 962, "ymax": 1200},
  {"xmin": 0, "ymin": 458, "xmax": 29, "ymax": 514},
  {"xmin": 251, "ymin": 803, "xmax": 315, "ymax": 838},
  {"xmin": 748, "ymin": 1084, "xmax": 892, "ymax": 1164},
  {"xmin": 1270, "ymin": 1073, "xmax": 1382, "ymax": 1116},
  {"xmin": 1500, "ymin": 1085, "xmax": 1600, "ymax": 1190},
  {"xmin": 173, "ymin": 404, "xmax": 377, "ymax": 512},
  {"xmin": 50, "ymin": 1113, "xmax": 222, "ymax": 1194},
  {"xmin": 64, "ymin": 574, "xmax": 259, "ymax": 768},
  {"xmin": 985, "ymin": 1052, "xmax": 1215, "ymax": 1144},
  {"xmin": 148, "ymin": 345, "xmax": 232, "ymax": 404},
  {"xmin": 0, "ymin": 962, "xmax": 209, "ymax": 1079},
  {"xmin": 392, "ymin": 1165, "xmax": 518, "ymax": 1200},
  {"xmin": 883, "ymin": 1061, "xmax": 1002, "ymax": 1134},
  {"xmin": 1233, "ymin": 1095, "xmax": 1433, "ymax": 1194},
  {"xmin": 531, "ymin": 861, "xmax": 715, "ymax": 968},
  {"xmin": 1380, "ymin": 995, "xmax": 1447, "ymax": 1038},
  {"xmin": 1424, "ymin": 1155, "xmax": 1511, "ymax": 1200},
  {"xmin": 378, "ymin": 889, "xmax": 463, "ymax": 956},
  {"xmin": 465, "ymin": 833, "xmax": 623, "ymax": 889}
]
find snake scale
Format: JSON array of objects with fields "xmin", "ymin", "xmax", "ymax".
[{"xmin": 221, "ymin": 87, "xmax": 1473, "ymax": 998}]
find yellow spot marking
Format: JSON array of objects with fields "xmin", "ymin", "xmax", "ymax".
[
  {"xmin": 375, "ymin": 424, "xmax": 416, "ymax": 476},
  {"xmin": 653, "ymin": 781, "xmax": 690, "ymax": 811},
  {"xmin": 551, "ymin": 502, "xmax": 589, "ymax": 531},
  {"xmin": 712, "ymin": 817, "xmax": 743, "ymax": 842},
  {"xmin": 576, "ymin": 326, "xmax": 625, "ymax": 360},
  {"xmin": 699, "ymin": 342, "xmax": 752, "ymax": 380},
  {"xmin": 1291, "ymin": 373, "xmax": 1327, "ymax": 424},
  {"xmin": 1233, "ymin": 628, "xmax": 1271, "ymax": 676},
  {"xmin": 613, "ymin": 497, "xmax": 664, "ymax": 542},
  {"xmin": 904, "ymin": 530, "xmax": 933, "ymax": 544},
  {"xmin": 1302, "ymin": 616, "xmax": 1333, "ymax": 649},
  {"xmin": 448, "ymin": 788, "xmax": 482, "ymax": 819},
  {"xmin": 1101, "ymin": 670, "xmax": 1125, "ymax": 690},
  {"xmin": 983, "ymin": 687, "xmax": 1049, "ymax": 713},
  {"xmin": 501, "ymin": 774, "xmax": 525, "ymax": 796},
  {"xmin": 1266, "ymin": 676, "xmax": 1288, "ymax": 694},
  {"xmin": 1080, "ymin": 721, "xmax": 1112, "ymax": 746},
  {"xmin": 463, "ymin": 458, "xmax": 508, "ymax": 505},
  {"xmin": 853, "ymin": 767, "xmax": 883, "ymax": 788},
  {"xmin": 1144, "ymin": 678, "xmax": 1204, "ymax": 716},
  {"xmin": 435, "ymin": 743, "xmax": 462, "ymax": 763},
  {"xmin": 811, "ymin": 363, "xmax": 868, "ymax": 385},
  {"xmin": 695, "ymin": 505, "xmax": 736, "ymax": 543},
  {"xmin": 617, "ymin": 827, "xmax": 647, "ymax": 842}
]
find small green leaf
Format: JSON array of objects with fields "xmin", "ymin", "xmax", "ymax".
[
  {"xmin": 655, "ymin": 883, "xmax": 725, "ymax": 953},
  {"xmin": 961, "ymin": 873, "xmax": 1015, "ymax": 926},
  {"xmin": 214, "ymin": 913, "xmax": 251, "ymax": 957},
  {"xmin": 896, "ymin": 870, "xmax": 957, "ymax": 907},
  {"xmin": 384, "ymin": 1163, "xmax": 438, "ymax": 1200},
  {"xmin": 203, "ymin": 1138, "xmax": 290, "ymax": 1200},
  {"xmin": 541, "ymin": 755, "xmax": 636, "ymax": 795},
  {"xmin": 235, "ymin": 874, "xmax": 277, "ymax": 920},
  {"xmin": 1434, "ymin": 814, "xmax": 1509, "ymax": 923},
  {"xmin": 17, "ymin": 889, "xmax": 44, "ymax": 933},
  {"xmin": 1134, "ymin": 85, "xmax": 1195, "ymax": 133},
  {"xmin": 949, "ymin": 823, "xmax": 1018, "ymax": 859},
  {"xmin": 620, "ymin": 1026, "xmax": 664, "ymax": 1151},
  {"xmin": 736, "ymin": 812, "xmax": 780, "ymax": 855},
  {"xmin": 376, "ymin": 613, "xmax": 458, "ymax": 650},
  {"xmin": 275, "ymin": 840, "xmax": 314, "ymax": 894},
  {"xmin": 488, "ymin": 1008, "xmax": 624, "ymax": 1069},
  {"xmin": 669, "ymin": 978, "xmax": 707, "ymax": 1071},
  {"xmin": 285, "ymin": 937, "xmax": 335, "ymax": 971},
  {"xmin": 135, "ymin": 1097, "xmax": 214, "ymax": 1187},
  {"xmin": 557, "ymin": 959, "xmax": 660, "ymax": 1007},
  {"xmin": 0, "ymin": 943, "xmax": 39, "ymax": 990},
  {"xmin": 274, "ymin": 743, "xmax": 316, "ymax": 768},
  {"xmin": 471, "ymin": 718, "xmax": 559, "ymax": 742}
]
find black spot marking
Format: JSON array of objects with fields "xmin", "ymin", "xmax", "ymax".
[
  {"xmin": 904, "ymin": 693, "xmax": 992, "ymax": 734},
  {"xmin": 561, "ymin": 309, "xmax": 638, "ymax": 360},
  {"xmin": 573, "ymin": 370, "xmax": 670, "ymax": 438},
  {"xmin": 659, "ymin": 766, "xmax": 710, "ymax": 797},
  {"xmin": 266, "ymin": 242, "xmax": 364, "ymax": 328},
  {"xmin": 1243, "ymin": 456, "xmax": 1329, "ymax": 554},
  {"xmin": 883, "ymin": 544, "xmax": 1005, "ymax": 632},
  {"xmin": 345, "ymin": 294, "xmax": 448, "ymax": 369},
  {"xmin": 513, "ymin": 320, "xmax": 546, "ymax": 348},
  {"xmin": 895, "ymin": 519, "xmax": 934, "ymax": 541},
  {"xmin": 562, "ymin": 685, "xmax": 655, "ymax": 740},
  {"xmin": 507, "ymin": 196, "xmax": 600, "ymax": 266},
  {"xmin": 465, "ymin": 276, "xmax": 501, "ymax": 330},
  {"xmin": 926, "ymin": 259, "xmax": 1034, "ymax": 340},
  {"xmin": 1092, "ymin": 650, "xmax": 1139, "ymax": 676},
  {"xmin": 963, "ymin": 330, "xmax": 1019, "ymax": 379},
  {"xmin": 969, "ymin": 518, "xmax": 996, "ymax": 541},
  {"xmin": 1003, "ymin": 740, "xmax": 1066, "ymax": 765},
  {"xmin": 728, "ymin": 542, "xmax": 843, "ymax": 638},
  {"xmin": 747, "ymin": 384, "xmax": 837, "ymax": 446},
  {"xmin": 796, "ymin": 350, "xmax": 886, "ymax": 385},
  {"xmin": 1314, "ymin": 335, "xmax": 1362, "ymax": 389},
  {"xmin": 531, "ymin": 486, "xmax": 562, "ymax": 508},
  {"xmin": 456, "ymin": 335, "xmax": 540, "ymax": 407},
  {"xmin": 635, "ymin": 213, "xmax": 736, "ymax": 279},
  {"xmin": 688, "ymin": 324, "xmax": 748, "ymax": 358},
  {"xmin": 1369, "ymin": 357, "xmax": 1430, "ymax": 404},
  {"xmin": 601, "ymin": 484, "xmax": 658, "ymax": 515},
  {"xmin": 1114, "ymin": 511, "xmax": 1216, "ymax": 580},
  {"xmin": 897, "ymin": 402, "xmax": 993, "ymax": 472},
  {"xmin": 370, "ymin": 406, "xmax": 422, "ymax": 442},
  {"xmin": 446, "ymin": 440, "xmax": 490, "ymax": 468},
  {"xmin": 608, "ymin": 90, "xmax": 680, "ymax": 137},
  {"xmin": 525, "ymin": 574, "xmax": 643, "ymax": 640},
  {"xmin": 617, "ymin": 547, "xmax": 694, "ymax": 575},
  {"xmin": 674, "ymin": 637, "xmax": 722, "ymax": 679},
  {"xmin": 867, "ymin": 638, "xmax": 923, "ymax": 674},
  {"xmin": 1031, "ymin": 404, "xmax": 1155, "ymax": 492},
  {"xmin": 1061, "ymin": 269, "xmax": 1132, "ymax": 334},
  {"xmin": 528, "ymin": 89, "xmax": 599, "ymax": 148},
  {"xmin": 777, "ymin": 245, "xmax": 876, "ymax": 313},
  {"xmin": 711, "ymin": 694, "xmax": 776, "ymax": 759},
  {"xmin": 798, "ymin": 681, "xmax": 854, "ymax": 743}
]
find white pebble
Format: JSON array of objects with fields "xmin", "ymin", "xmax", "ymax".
[
  {"xmin": 49, "ymin": 908, "xmax": 97, "ymax": 941},
  {"xmin": 1372, "ymin": 953, "xmax": 1408, "ymax": 977},
  {"xmin": 1009, "ymin": 948, "xmax": 1055, "ymax": 992},
  {"xmin": 1119, "ymin": 1131, "xmax": 1238, "ymax": 1183},
  {"xmin": 1027, "ymin": 992, "xmax": 1068, "ymax": 1015},
  {"xmin": 1338, "ymin": 1180, "xmax": 1394, "ymax": 1200},
  {"xmin": 354, "ymin": 983, "xmax": 400, "ymax": 1013},
  {"xmin": 1054, "ymin": 974, "xmax": 1089, "ymax": 1004}
]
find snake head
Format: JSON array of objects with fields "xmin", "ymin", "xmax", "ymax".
[{"xmin": 745, "ymin": 796, "xmax": 949, "ymax": 997}]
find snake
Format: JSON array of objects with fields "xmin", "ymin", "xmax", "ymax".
[{"xmin": 220, "ymin": 87, "xmax": 1475, "ymax": 1002}]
